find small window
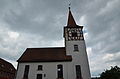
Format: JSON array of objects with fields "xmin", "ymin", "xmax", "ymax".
[
  {"xmin": 74, "ymin": 45, "xmax": 79, "ymax": 51},
  {"xmin": 38, "ymin": 65, "xmax": 43, "ymax": 70}
]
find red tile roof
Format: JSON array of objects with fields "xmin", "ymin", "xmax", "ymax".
[
  {"xmin": 0, "ymin": 58, "xmax": 16, "ymax": 74},
  {"xmin": 17, "ymin": 47, "xmax": 72, "ymax": 62}
]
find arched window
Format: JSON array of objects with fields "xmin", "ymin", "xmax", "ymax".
[
  {"xmin": 57, "ymin": 64, "xmax": 63, "ymax": 78},
  {"xmin": 23, "ymin": 65, "xmax": 29, "ymax": 79},
  {"xmin": 75, "ymin": 65, "xmax": 82, "ymax": 79},
  {"xmin": 37, "ymin": 74, "xmax": 42, "ymax": 79}
]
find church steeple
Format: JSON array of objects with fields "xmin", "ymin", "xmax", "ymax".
[
  {"xmin": 64, "ymin": 6, "xmax": 84, "ymax": 41},
  {"xmin": 67, "ymin": 7, "xmax": 77, "ymax": 27}
]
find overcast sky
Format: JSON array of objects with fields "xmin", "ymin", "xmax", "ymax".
[{"xmin": 0, "ymin": 0, "xmax": 120, "ymax": 77}]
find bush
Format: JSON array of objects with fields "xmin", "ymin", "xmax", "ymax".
[{"xmin": 100, "ymin": 66, "xmax": 120, "ymax": 79}]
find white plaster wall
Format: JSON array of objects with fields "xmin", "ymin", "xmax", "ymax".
[
  {"xmin": 16, "ymin": 40, "xmax": 91, "ymax": 79},
  {"xmin": 66, "ymin": 40, "xmax": 91, "ymax": 79},
  {"xmin": 16, "ymin": 62, "xmax": 70, "ymax": 79}
]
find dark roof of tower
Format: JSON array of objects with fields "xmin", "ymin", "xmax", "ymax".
[
  {"xmin": 17, "ymin": 47, "xmax": 72, "ymax": 62},
  {"xmin": 67, "ymin": 7, "xmax": 77, "ymax": 27},
  {"xmin": 0, "ymin": 58, "xmax": 16, "ymax": 74}
]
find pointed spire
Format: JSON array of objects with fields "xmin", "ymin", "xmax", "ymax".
[{"xmin": 67, "ymin": 5, "xmax": 77, "ymax": 27}]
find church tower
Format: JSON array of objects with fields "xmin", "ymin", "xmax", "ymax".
[
  {"xmin": 15, "ymin": 6, "xmax": 91, "ymax": 79},
  {"xmin": 64, "ymin": 7, "xmax": 91, "ymax": 79}
]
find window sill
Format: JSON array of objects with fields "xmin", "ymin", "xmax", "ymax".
[
  {"xmin": 37, "ymin": 70, "xmax": 43, "ymax": 71},
  {"xmin": 74, "ymin": 50, "xmax": 79, "ymax": 52}
]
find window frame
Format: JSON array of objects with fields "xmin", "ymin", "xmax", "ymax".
[
  {"xmin": 38, "ymin": 65, "xmax": 43, "ymax": 71},
  {"xmin": 57, "ymin": 64, "xmax": 63, "ymax": 78},
  {"xmin": 23, "ymin": 65, "xmax": 30, "ymax": 78},
  {"xmin": 74, "ymin": 45, "xmax": 79, "ymax": 51},
  {"xmin": 36, "ymin": 74, "xmax": 42, "ymax": 79},
  {"xmin": 75, "ymin": 65, "xmax": 82, "ymax": 79}
]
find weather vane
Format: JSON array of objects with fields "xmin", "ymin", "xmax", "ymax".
[{"xmin": 69, "ymin": 2, "xmax": 71, "ymax": 10}]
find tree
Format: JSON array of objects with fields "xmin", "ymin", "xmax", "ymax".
[{"xmin": 100, "ymin": 66, "xmax": 120, "ymax": 79}]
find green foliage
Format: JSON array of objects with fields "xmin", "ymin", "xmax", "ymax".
[{"xmin": 100, "ymin": 66, "xmax": 120, "ymax": 79}]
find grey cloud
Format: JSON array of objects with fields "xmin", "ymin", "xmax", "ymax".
[
  {"xmin": 3, "ymin": 0, "xmax": 68, "ymax": 41},
  {"xmin": 84, "ymin": 0, "xmax": 120, "ymax": 76}
]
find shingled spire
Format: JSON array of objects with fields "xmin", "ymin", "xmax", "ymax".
[{"xmin": 67, "ymin": 7, "xmax": 77, "ymax": 27}]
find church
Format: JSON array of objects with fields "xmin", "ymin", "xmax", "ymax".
[{"xmin": 15, "ymin": 7, "xmax": 91, "ymax": 79}]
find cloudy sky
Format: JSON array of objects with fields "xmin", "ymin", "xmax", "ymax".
[{"xmin": 0, "ymin": 0, "xmax": 120, "ymax": 77}]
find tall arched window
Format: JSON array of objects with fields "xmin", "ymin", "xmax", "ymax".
[
  {"xmin": 57, "ymin": 64, "xmax": 63, "ymax": 78},
  {"xmin": 75, "ymin": 65, "xmax": 82, "ymax": 79},
  {"xmin": 23, "ymin": 65, "xmax": 29, "ymax": 79}
]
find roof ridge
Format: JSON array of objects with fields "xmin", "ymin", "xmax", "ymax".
[
  {"xmin": 0, "ymin": 58, "xmax": 11, "ymax": 64},
  {"xmin": 0, "ymin": 58, "xmax": 16, "ymax": 69}
]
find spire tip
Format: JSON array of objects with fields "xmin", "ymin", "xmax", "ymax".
[
  {"xmin": 68, "ymin": 3, "xmax": 71, "ymax": 10},
  {"xmin": 67, "ymin": 3, "xmax": 76, "ymax": 27}
]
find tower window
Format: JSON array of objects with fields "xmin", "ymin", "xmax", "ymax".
[
  {"xmin": 57, "ymin": 64, "xmax": 63, "ymax": 78},
  {"xmin": 72, "ymin": 32, "xmax": 77, "ymax": 37},
  {"xmin": 74, "ymin": 45, "xmax": 79, "ymax": 51},
  {"xmin": 38, "ymin": 65, "xmax": 43, "ymax": 70},
  {"xmin": 76, "ymin": 65, "xmax": 82, "ymax": 79},
  {"xmin": 23, "ymin": 65, "xmax": 29, "ymax": 78}
]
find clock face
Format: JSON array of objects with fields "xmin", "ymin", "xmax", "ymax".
[{"xmin": 65, "ymin": 28, "xmax": 84, "ymax": 41}]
